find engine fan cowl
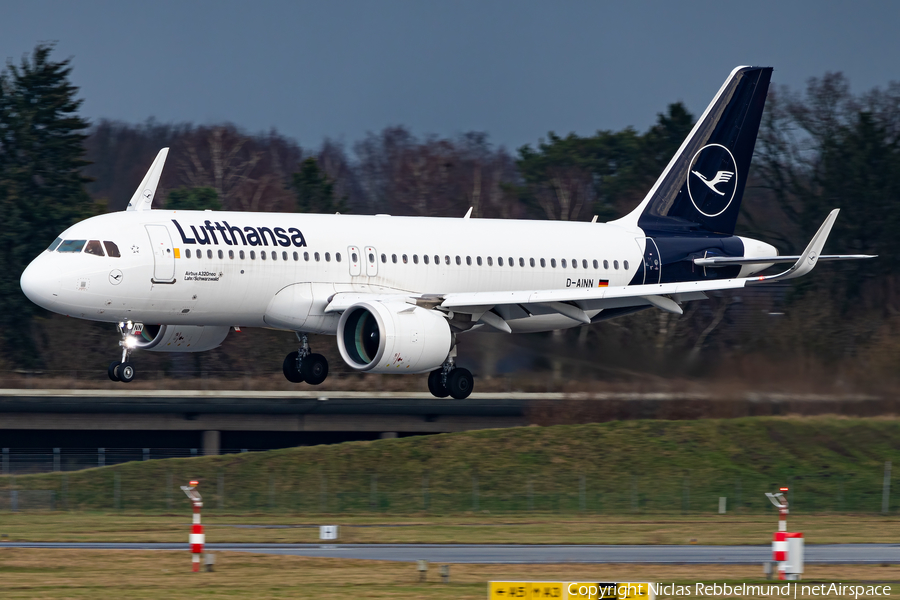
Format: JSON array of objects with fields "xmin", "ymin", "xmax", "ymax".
[{"xmin": 337, "ymin": 301, "xmax": 451, "ymax": 374}]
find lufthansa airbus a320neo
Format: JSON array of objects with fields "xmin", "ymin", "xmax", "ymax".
[{"xmin": 19, "ymin": 67, "xmax": 874, "ymax": 398}]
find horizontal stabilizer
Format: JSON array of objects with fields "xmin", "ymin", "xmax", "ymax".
[
  {"xmin": 750, "ymin": 209, "xmax": 843, "ymax": 283},
  {"xmin": 695, "ymin": 254, "xmax": 876, "ymax": 267},
  {"xmin": 126, "ymin": 148, "xmax": 169, "ymax": 211}
]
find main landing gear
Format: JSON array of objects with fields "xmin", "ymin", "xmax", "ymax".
[
  {"xmin": 109, "ymin": 321, "xmax": 138, "ymax": 383},
  {"xmin": 427, "ymin": 357, "xmax": 474, "ymax": 400},
  {"xmin": 282, "ymin": 333, "xmax": 329, "ymax": 385}
]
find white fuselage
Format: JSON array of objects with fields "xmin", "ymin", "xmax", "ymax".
[{"xmin": 21, "ymin": 210, "xmax": 652, "ymax": 334}]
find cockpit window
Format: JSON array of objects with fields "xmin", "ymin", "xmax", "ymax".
[
  {"xmin": 57, "ymin": 240, "xmax": 86, "ymax": 253},
  {"xmin": 103, "ymin": 241, "xmax": 121, "ymax": 258},
  {"xmin": 47, "ymin": 238, "xmax": 62, "ymax": 252},
  {"xmin": 84, "ymin": 240, "xmax": 105, "ymax": 256}
]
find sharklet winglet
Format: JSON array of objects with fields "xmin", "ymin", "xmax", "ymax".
[{"xmin": 126, "ymin": 148, "xmax": 169, "ymax": 212}]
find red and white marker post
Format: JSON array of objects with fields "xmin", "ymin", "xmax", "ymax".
[
  {"xmin": 766, "ymin": 487, "xmax": 803, "ymax": 581},
  {"xmin": 181, "ymin": 480, "xmax": 204, "ymax": 572}
]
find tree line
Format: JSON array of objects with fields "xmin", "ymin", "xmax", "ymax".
[{"xmin": 2, "ymin": 44, "xmax": 898, "ymax": 386}]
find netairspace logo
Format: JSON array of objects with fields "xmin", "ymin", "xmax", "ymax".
[{"xmin": 644, "ymin": 583, "xmax": 892, "ymax": 599}]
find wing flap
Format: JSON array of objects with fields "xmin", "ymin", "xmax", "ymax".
[{"xmin": 440, "ymin": 278, "xmax": 748, "ymax": 312}]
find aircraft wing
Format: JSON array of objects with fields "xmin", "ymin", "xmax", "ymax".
[{"xmin": 325, "ymin": 209, "xmax": 875, "ymax": 330}]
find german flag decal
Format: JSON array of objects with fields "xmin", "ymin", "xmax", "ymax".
[{"xmin": 598, "ymin": 280, "xmax": 609, "ymax": 287}]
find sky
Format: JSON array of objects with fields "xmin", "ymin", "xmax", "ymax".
[{"xmin": 2, "ymin": 1, "xmax": 899, "ymax": 152}]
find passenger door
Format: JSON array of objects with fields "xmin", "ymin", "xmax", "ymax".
[
  {"xmin": 146, "ymin": 224, "xmax": 176, "ymax": 283},
  {"xmin": 635, "ymin": 237, "xmax": 662, "ymax": 284}
]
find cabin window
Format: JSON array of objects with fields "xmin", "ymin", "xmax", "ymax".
[
  {"xmin": 561, "ymin": 259, "xmax": 567, "ymax": 268},
  {"xmin": 314, "ymin": 252, "xmax": 320, "ymax": 261},
  {"xmin": 466, "ymin": 256, "xmax": 472, "ymax": 266},
  {"xmin": 325, "ymin": 252, "xmax": 331, "ymax": 262},
  {"xmin": 261, "ymin": 251, "xmax": 267, "ymax": 260},
  {"xmin": 381, "ymin": 253, "xmax": 386, "ymax": 263},
  {"xmin": 572, "ymin": 259, "xmax": 577, "ymax": 269},
  {"xmin": 413, "ymin": 254, "xmax": 419, "ymax": 264},
  {"xmin": 423, "ymin": 254, "xmax": 430, "ymax": 265},
  {"xmin": 401, "ymin": 254, "xmax": 408, "ymax": 264},
  {"xmin": 57, "ymin": 240, "xmax": 86, "ymax": 253},
  {"xmin": 476, "ymin": 256, "xmax": 482, "ymax": 266},
  {"xmin": 530, "ymin": 258, "xmax": 535, "ymax": 267},
  {"xmin": 282, "ymin": 251, "xmax": 288, "ymax": 261},
  {"xmin": 487, "ymin": 256, "xmax": 493, "ymax": 266},
  {"xmin": 613, "ymin": 260, "xmax": 619, "ymax": 270},
  {"xmin": 216, "ymin": 250, "xmax": 223, "ymax": 259},
  {"xmin": 445, "ymin": 255, "xmax": 450, "ymax": 265},
  {"xmin": 498, "ymin": 257, "xmax": 504, "ymax": 266},
  {"xmin": 551, "ymin": 258, "xmax": 557, "ymax": 268},
  {"xmin": 250, "ymin": 251, "xmax": 256, "ymax": 260},
  {"xmin": 207, "ymin": 250, "xmax": 213, "ymax": 259},
  {"xmin": 454, "ymin": 256, "xmax": 460, "ymax": 265},
  {"xmin": 582, "ymin": 259, "xmax": 588, "ymax": 269},
  {"xmin": 229, "ymin": 250, "xmax": 235, "ymax": 259},
  {"xmin": 185, "ymin": 249, "xmax": 192, "ymax": 258},
  {"xmin": 434, "ymin": 255, "xmax": 440, "ymax": 265},
  {"xmin": 519, "ymin": 257, "xmax": 525, "ymax": 267},
  {"xmin": 303, "ymin": 252, "xmax": 309, "ymax": 261},
  {"xmin": 392, "ymin": 254, "xmax": 398, "ymax": 264},
  {"xmin": 293, "ymin": 252, "xmax": 298, "ymax": 261},
  {"xmin": 352, "ymin": 252, "xmax": 358, "ymax": 263},
  {"xmin": 336, "ymin": 252, "xmax": 341, "ymax": 262},
  {"xmin": 540, "ymin": 258, "xmax": 546, "ymax": 268},
  {"xmin": 508, "ymin": 257, "xmax": 514, "ymax": 267},
  {"xmin": 623, "ymin": 260, "xmax": 629, "ymax": 270},
  {"xmin": 240, "ymin": 250, "xmax": 245, "ymax": 259},
  {"xmin": 47, "ymin": 238, "xmax": 62, "ymax": 252},
  {"xmin": 270, "ymin": 251, "xmax": 276, "ymax": 260},
  {"xmin": 103, "ymin": 241, "xmax": 121, "ymax": 257},
  {"xmin": 603, "ymin": 260, "xmax": 609, "ymax": 269}
]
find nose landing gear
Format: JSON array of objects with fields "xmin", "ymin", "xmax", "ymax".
[
  {"xmin": 282, "ymin": 333, "xmax": 329, "ymax": 385},
  {"xmin": 108, "ymin": 321, "xmax": 139, "ymax": 383}
]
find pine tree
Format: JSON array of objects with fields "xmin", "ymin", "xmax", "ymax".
[
  {"xmin": 166, "ymin": 187, "xmax": 221, "ymax": 211},
  {"xmin": 291, "ymin": 157, "xmax": 347, "ymax": 213},
  {"xmin": 0, "ymin": 44, "xmax": 96, "ymax": 366}
]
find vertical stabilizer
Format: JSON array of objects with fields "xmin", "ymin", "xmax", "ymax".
[
  {"xmin": 126, "ymin": 148, "xmax": 169, "ymax": 211},
  {"xmin": 613, "ymin": 67, "xmax": 772, "ymax": 236}
]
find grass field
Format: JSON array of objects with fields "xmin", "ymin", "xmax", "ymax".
[
  {"xmin": 3, "ymin": 417, "xmax": 900, "ymax": 514},
  {"xmin": 1, "ymin": 549, "xmax": 899, "ymax": 599},
  {"xmin": 1, "ymin": 513, "xmax": 900, "ymax": 545}
]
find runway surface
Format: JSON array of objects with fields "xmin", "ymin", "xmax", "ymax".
[{"xmin": 3, "ymin": 543, "xmax": 899, "ymax": 564}]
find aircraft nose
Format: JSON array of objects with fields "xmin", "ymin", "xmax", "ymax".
[{"xmin": 20, "ymin": 257, "xmax": 60, "ymax": 310}]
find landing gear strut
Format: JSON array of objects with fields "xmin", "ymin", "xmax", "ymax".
[
  {"xmin": 283, "ymin": 333, "xmax": 329, "ymax": 385},
  {"xmin": 427, "ymin": 346, "xmax": 474, "ymax": 399},
  {"xmin": 109, "ymin": 321, "xmax": 138, "ymax": 383}
]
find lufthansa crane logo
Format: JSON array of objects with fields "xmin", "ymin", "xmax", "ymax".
[{"xmin": 686, "ymin": 143, "xmax": 738, "ymax": 218}]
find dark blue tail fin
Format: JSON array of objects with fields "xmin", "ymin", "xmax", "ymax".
[{"xmin": 615, "ymin": 66, "xmax": 773, "ymax": 236}]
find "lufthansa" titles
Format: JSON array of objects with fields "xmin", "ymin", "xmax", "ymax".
[{"xmin": 172, "ymin": 219, "xmax": 307, "ymax": 248}]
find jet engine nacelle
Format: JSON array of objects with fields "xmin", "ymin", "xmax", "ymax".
[
  {"xmin": 337, "ymin": 301, "xmax": 451, "ymax": 374},
  {"xmin": 125, "ymin": 324, "xmax": 230, "ymax": 353}
]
